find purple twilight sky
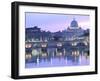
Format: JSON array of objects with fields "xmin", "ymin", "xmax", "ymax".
[{"xmin": 25, "ymin": 12, "xmax": 90, "ymax": 32}]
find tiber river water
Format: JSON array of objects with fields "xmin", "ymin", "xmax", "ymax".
[{"xmin": 25, "ymin": 48, "xmax": 90, "ymax": 68}]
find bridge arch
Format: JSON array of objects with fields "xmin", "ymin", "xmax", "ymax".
[
  {"xmin": 76, "ymin": 42, "xmax": 86, "ymax": 47},
  {"xmin": 63, "ymin": 42, "xmax": 72, "ymax": 47}
]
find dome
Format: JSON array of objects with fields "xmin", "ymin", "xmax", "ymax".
[{"xmin": 70, "ymin": 19, "xmax": 78, "ymax": 27}]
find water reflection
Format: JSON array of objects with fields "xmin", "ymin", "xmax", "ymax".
[{"xmin": 25, "ymin": 47, "xmax": 89, "ymax": 68}]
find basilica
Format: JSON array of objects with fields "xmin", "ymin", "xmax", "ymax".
[{"xmin": 62, "ymin": 19, "xmax": 85, "ymax": 40}]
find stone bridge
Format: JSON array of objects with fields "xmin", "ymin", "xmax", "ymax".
[
  {"xmin": 25, "ymin": 37, "xmax": 89, "ymax": 58},
  {"xmin": 25, "ymin": 37, "xmax": 89, "ymax": 48}
]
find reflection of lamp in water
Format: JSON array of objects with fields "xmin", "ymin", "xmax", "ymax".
[
  {"xmin": 41, "ymin": 48, "xmax": 47, "ymax": 57},
  {"xmin": 37, "ymin": 58, "xmax": 39, "ymax": 65},
  {"xmin": 63, "ymin": 48, "xmax": 66, "ymax": 55},
  {"xmin": 72, "ymin": 51, "xmax": 79, "ymax": 56},
  {"xmin": 32, "ymin": 49, "xmax": 39, "ymax": 56},
  {"xmin": 72, "ymin": 51, "xmax": 76, "ymax": 56},
  {"xmin": 25, "ymin": 54, "xmax": 32, "ymax": 60},
  {"xmin": 56, "ymin": 48, "xmax": 62, "ymax": 56},
  {"xmin": 41, "ymin": 53, "xmax": 47, "ymax": 57},
  {"xmin": 74, "ymin": 51, "xmax": 76, "ymax": 56},
  {"xmin": 76, "ymin": 51, "xmax": 79, "ymax": 56}
]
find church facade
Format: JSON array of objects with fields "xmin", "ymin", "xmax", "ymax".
[{"xmin": 62, "ymin": 19, "xmax": 85, "ymax": 41}]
